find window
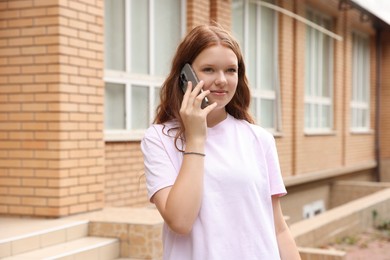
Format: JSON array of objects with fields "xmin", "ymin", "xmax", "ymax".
[
  {"xmin": 104, "ymin": 0, "xmax": 185, "ymax": 140},
  {"xmin": 232, "ymin": 0, "xmax": 280, "ymax": 131},
  {"xmin": 304, "ymin": 9, "xmax": 333, "ymax": 133},
  {"xmin": 351, "ymin": 32, "xmax": 370, "ymax": 132}
]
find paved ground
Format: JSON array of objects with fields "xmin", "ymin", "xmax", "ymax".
[{"xmin": 323, "ymin": 228, "xmax": 390, "ymax": 260}]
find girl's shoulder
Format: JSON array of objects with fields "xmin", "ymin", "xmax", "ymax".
[
  {"xmin": 144, "ymin": 120, "xmax": 180, "ymax": 139},
  {"xmin": 236, "ymin": 118, "xmax": 275, "ymax": 143}
]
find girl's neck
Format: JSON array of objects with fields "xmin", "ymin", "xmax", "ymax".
[{"xmin": 207, "ymin": 109, "xmax": 228, "ymax": 128}]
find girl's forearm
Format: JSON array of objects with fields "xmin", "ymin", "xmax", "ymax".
[{"xmin": 163, "ymin": 140, "xmax": 205, "ymax": 234}]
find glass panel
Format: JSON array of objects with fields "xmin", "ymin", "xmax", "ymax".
[
  {"xmin": 232, "ymin": 0, "xmax": 244, "ymax": 49},
  {"xmin": 313, "ymin": 104, "xmax": 319, "ymax": 127},
  {"xmin": 305, "ymin": 103, "xmax": 311, "ymax": 128},
  {"xmin": 250, "ymin": 97, "xmax": 257, "ymax": 120},
  {"xmin": 352, "ymin": 33, "xmax": 359, "ymax": 103},
  {"xmin": 154, "ymin": 86, "xmax": 160, "ymax": 114},
  {"xmin": 260, "ymin": 99, "xmax": 274, "ymax": 128},
  {"xmin": 357, "ymin": 108, "xmax": 363, "ymax": 127},
  {"xmin": 248, "ymin": 3, "xmax": 257, "ymax": 88},
  {"xmin": 131, "ymin": 85, "xmax": 149, "ymax": 129},
  {"xmin": 154, "ymin": 0, "xmax": 181, "ymax": 77},
  {"xmin": 131, "ymin": 0, "xmax": 149, "ymax": 74},
  {"xmin": 362, "ymin": 108, "xmax": 367, "ymax": 128},
  {"xmin": 322, "ymin": 37, "xmax": 330, "ymax": 97},
  {"xmin": 351, "ymin": 32, "xmax": 370, "ymax": 129},
  {"xmin": 104, "ymin": 0, "xmax": 125, "ymax": 70},
  {"xmin": 358, "ymin": 43, "xmax": 364, "ymax": 102},
  {"xmin": 313, "ymin": 29, "xmax": 319, "ymax": 97},
  {"xmin": 305, "ymin": 26, "xmax": 312, "ymax": 96},
  {"xmin": 260, "ymin": 6, "xmax": 275, "ymax": 91},
  {"xmin": 351, "ymin": 107, "xmax": 356, "ymax": 127},
  {"xmin": 322, "ymin": 105, "xmax": 330, "ymax": 128},
  {"xmin": 363, "ymin": 39, "xmax": 369, "ymax": 103},
  {"xmin": 105, "ymin": 83, "xmax": 126, "ymax": 129}
]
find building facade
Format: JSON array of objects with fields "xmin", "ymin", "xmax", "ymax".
[{"xmin": 0, "ymin": 0, "xmax": 390, "ymax": 222}]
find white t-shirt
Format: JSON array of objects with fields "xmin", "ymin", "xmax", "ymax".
[{"xmin": 141, "ymin": 114, "xmax": 286, "ymax": 260}]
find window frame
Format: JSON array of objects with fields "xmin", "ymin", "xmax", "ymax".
[
  {"xmin": 232, "ymin": 0, "xmax": 281, "ymax": 133},
  {"xmin": 304, "ymin": 8, "xmax": 334, "ymax": 135},
  {"xmin": 350, "ymin": 31, "xmax": 371, "ymax": 133},
  {"xmin": 104, "ymin": 0, "xmax": 186, "ymax": 142}
]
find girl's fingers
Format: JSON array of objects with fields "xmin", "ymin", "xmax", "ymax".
[
  {"xmin": 203, "ymin": 101, "xmax": 217, "ymax": 114},
  {"xmin": 181, "ymin": 81, "xmax": 193, "ymax": 110},
  {"xmin": 188, "ymin": 80, "xmax": 204, "ymax": 99},
  {"xmin": 189, "ymin": 81, "xmax": 208, "ymax": 107},
  {"xmin": 193, "ymin": 89, "xmax": 209, "ymax": 107},
  {"xmin": 181, "ymin": 80, "xmax": 211, "ymax": 111}
]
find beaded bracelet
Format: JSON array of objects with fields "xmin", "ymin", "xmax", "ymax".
[{"xmin": 183, "ymin": 152, "xmax": 206, "ymax": 157}]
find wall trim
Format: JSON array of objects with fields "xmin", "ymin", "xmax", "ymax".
[{"xmin": 284, "ymin": 161, "xmax": 377, "ymax": 187}]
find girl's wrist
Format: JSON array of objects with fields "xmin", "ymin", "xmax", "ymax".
[
  {"xmin": 186, "ymin": 136, "xmax": 205, "ymax": 145},
  {"xmin": 183, "ymin": 141, "xmax": 204, "ymax": 154},
  {"xmin": 183, "ymin": 151, "xmax": 205, "ymax": 157}
]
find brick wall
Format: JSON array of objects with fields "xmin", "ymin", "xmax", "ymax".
[
  {"xmin": 105, "ymin": 142, "xmax": 148, "ymax": 207},
  {"xmin": 187, "ymin": 0, "xmax": 210, "ymax": 31},
  {"xmin": 379, "ymin": 29, "xmax": 390, "ymax": 181},
  {"xmin": 1, "ymin": 0, "xmax": 389, "ymax": 218},
  {"xmin": 277, "ymin": 0, "xmax": 295, "ymax": 177},
  {"xmin": 0, "ymin": 0, "xmax": 104, "ymax": 217},
  {"xmin": 210, "ymin": 0, "xmax": 231, "ymax": 30}
]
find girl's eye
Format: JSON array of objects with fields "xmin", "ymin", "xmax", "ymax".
[
  {"xmin": 227, "ymin": 68, "xmax": 237, "ymax": 73},
  {"xmin": 203, "ymin": 68, "xmax": 213, "ymax": 73}
]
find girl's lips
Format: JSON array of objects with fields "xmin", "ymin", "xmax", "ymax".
[{"xmin": 210, "ymin": 90, "xmax": 228, "ymax": 96}]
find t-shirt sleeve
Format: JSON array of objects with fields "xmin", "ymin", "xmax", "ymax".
[
  {"xmin": 265, "ymin": 135, "xmax": 287, "ymax": 197},
  {"xmin": 140, "ymin": 125, "xmax": 178, "ymax": 201}
]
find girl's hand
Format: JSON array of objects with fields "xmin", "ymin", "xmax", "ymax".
[{"xmin": 179, "ymin": 81, "xmax": 217, "ymax": 143}]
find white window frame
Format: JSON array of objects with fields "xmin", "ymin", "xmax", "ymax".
[
  {"xmin": 104, "ymin": 0, "xmax": 186, "ymax": 141},
  {"xmin": 350, "ymin": 31, "xmax": 370, "ymax": 133},
  {"xmin": 304, "ymin": 8, "xmax": 334, "ymax": 134},
  {"xmin": 232, "ymin": 0, "xmax": 281, "ymax": 133}
]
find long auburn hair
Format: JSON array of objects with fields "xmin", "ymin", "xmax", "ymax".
[{"xmin": 154, "ymin": 24, "xmax": 254, "ymax": 149}]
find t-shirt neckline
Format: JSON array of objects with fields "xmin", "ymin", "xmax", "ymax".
[{"xmin": 207, "ymin": 114, "xmax": 232, "ymax": 135}]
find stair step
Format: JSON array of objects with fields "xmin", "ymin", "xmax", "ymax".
[
  {"xmin": 0, "ymin": 220, "xmax": 89, "ymax": 258},
  {"xmin": 2, "ymin": 236, "xmax": 119, "ymax": 260}
]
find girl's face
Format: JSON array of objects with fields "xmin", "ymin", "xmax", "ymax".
[{"xmin": 191, "ymin": 44, "xmax": 238, "ymax": 111}]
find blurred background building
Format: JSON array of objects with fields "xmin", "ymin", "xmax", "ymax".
[{"xmin": 0, "ymin": 0, "xmax": 390, "ymax": 226}]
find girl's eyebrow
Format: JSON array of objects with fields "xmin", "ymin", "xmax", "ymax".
[{"xmin": 200, "ymin": 63, "xmax": 238, "ymax": 67}]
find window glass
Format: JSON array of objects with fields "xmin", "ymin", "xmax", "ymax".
[
  {"xmin": 260, "ymin": 6, "xmax": 275, "ymax": 91},
  {"xmin": 232, "ymin": 0, "xmax": 280, "ymax": 131},
  {"xmin": 351, "ymin": 32, "xmax": 370, "ymax": 130},
  {"xmin": 131, "ymin": 85, "xmax": 149, "ymax": 129},
  {"xmin": 131, "ymin": 0, "xmax": 149, "ymax": 74},
  {"xmin": 104, "ymin": 0, "xmax": 125, "ymax": 70},
  {"xmin": 232, "ymin": 0, "xmax": 244, "ymax": 48},
  {"xmin": 260, "ymin": 99, "xmax": 274, "ymax": 128},
  {"xmin": 304, "ymin": 9, "xmax": 333, "ymax": 131},
  {"xmin": 105, "ymin": 83, "xmax": 126, "ymax": 129},
  {"xmin": 154, "ymin": 0, "xmax": 181, "ymax": 76},
  {"xmin": 104, "ymin": 0, "xmax": 184, "ymax": 135},
  {"xmin": 248, "ymin": 4, "xmax": 257, "ymax": 88}
]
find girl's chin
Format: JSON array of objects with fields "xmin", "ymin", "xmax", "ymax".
[{"xmin": 208, "ymin": 101, "xmax": 228, "ymax": 110}]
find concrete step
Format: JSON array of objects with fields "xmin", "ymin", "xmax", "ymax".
[
  {"xmin": 2, "ymin": 236, "xmax": 119, "ymax": 260},
  {"xmin": 0, "ymin": 220, "xmax": 89, "ymax": 258}
]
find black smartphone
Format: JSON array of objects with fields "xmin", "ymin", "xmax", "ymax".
[{"xmin": 180, "ymin": 63, "xmax": 209, "ymax": 108}]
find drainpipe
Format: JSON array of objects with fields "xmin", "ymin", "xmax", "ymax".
[{"xmin": 375, "ymin": 26, "xmax": 382, "ymax": 182}]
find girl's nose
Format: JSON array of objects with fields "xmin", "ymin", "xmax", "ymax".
[{"xmin": 215, "ymin": 71, "xmax": 227, "ymax": 86}]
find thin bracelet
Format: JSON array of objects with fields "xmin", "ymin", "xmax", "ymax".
[{"xmin": 183, "ymin": 152, "xmax": 205, "ymax": 157}]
